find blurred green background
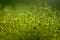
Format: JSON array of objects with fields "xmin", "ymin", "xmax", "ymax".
[{"xmin": 0, "ymin": 0, "xmax": 60, "ymax": 40}]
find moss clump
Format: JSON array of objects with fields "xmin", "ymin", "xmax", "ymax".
[{"xmin": 0, "ymin": 3, "xmax": 60, "ymax": 40}]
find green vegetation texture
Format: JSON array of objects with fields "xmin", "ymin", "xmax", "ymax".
[{"xmin": 0, "ymin": 1, "xmax": 60, "ymax": 40}]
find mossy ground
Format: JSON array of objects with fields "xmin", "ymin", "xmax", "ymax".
[{"xmin": 0, "ymin": 3, "xmax": 60, "ymax": 40}]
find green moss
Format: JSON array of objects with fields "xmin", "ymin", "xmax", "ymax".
[{"xmin": 0, "ymin": 2, "xmax": 60, "ymax": 40}]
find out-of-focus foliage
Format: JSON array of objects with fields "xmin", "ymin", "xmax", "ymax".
[
  {"xmin": 0, "ymin": 0, "xmax": 60, "ymax": 10},
  {"xmin": 47, "ymin": 0, "xmax": 60, "ymax": 10},
  {"xmin": 0, "ymin": 0, "xmax": 60, "ymax": 40},
  {"xmin": 0, "ymin": 0, "xmax": 38, "ymax": 10}
]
